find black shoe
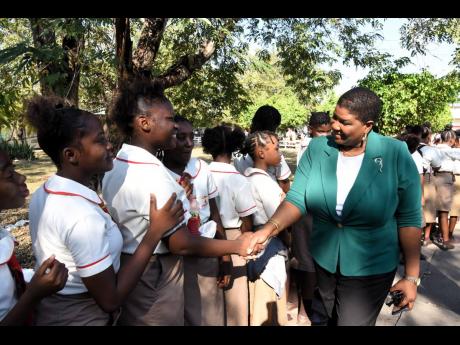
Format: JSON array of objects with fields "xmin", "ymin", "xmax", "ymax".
[{"xmin": 433, "ymin": 237, "xmax": 455, "ymax": 251}]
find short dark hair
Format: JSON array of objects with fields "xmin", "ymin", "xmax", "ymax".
[
  {"xmin": 337, "ymin": 87, "xmax": 382, "ymax": 123},
  {"xmin": 421, "ymin": 125, "xmax": 432, "ymax": 140},
  {"xmin": 399, "ymin": 133, "xmax": 420, "ymax": 154},
  {"xmin": 174, "ymin": 114, "xmax": 192, "ymax": 126},
  {"xmin": 109, "ymin": 77, "xmax": 170, "ymax": 138},
  {"xmin": 202, "ymin": 125, "xmax": 246, "ymax": 158},
  {"xmin": 26, "ymin": 95, "xmax": 93, "ymax": 168},
  {"xmin": 250, "ymin": 105, "xmax": 281, "ymax": 133},
  {"xmin": 309, "ymin": 111, "xmax": 330, "ymax": 128}
]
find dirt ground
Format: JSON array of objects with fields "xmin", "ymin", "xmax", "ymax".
[{"xmin": 1, "ymin": 147, "xmax": 298, "ymax": 269}]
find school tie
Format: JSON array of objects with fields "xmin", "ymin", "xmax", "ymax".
[
  {"xmin": 6, "ymin": 251, "xmax": 26, "ymax": 298},
  {"xmin": 98, "ymin": 201, "xmax": 110, "ymax": 214},
  {"xmin": 7, "ymin": 251, "xmax": 34, "ymax": 325}
]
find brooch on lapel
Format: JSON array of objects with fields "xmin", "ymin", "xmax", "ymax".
[{"xmin": 374, "ymin": 157, "xmax": 383, "ymax": 173}]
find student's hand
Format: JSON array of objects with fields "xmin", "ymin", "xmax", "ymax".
[
  {"xmin": 178, "ymin": 173, "xmax": 193, "ymax": 199},
  {"xmin": 28, "ymin": 255, "xmax": 68, "ymax": 300},
  {"xmin": 236, "ymin": 232, "xmax": 265, "ymax": 259},
  {"xmin": 245, "ymin": 226, "xmax": 272, "ymax": 257},
  {"xmin": 149, "ymin": 193, "xmax": 185, "ymax": 237},
  {"xmin": 389, "ymin": 278, "xmax": 418, "ymax": 313},
  {"xmin": 217, "ymin": 255, "xmax": 232, "ymax": 289}
]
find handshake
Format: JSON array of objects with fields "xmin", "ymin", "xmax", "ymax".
[{"xmin": 235, "ymin": 228, "xmax": 271, "ymax": 259}]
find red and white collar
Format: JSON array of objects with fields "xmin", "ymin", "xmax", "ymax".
[
  {"xmin": 115, "ymin": 144, "xmax": 161, "ymax": 166},
  {"xmin": 165, "ymin": 158, "xmax": 202, "ymax": 182},
  {"xmin": 209, "ymin": 161, "xmax": 241, "ymax": 175},
  {"xmin": 43, "ymin": 175, "xmax": 102, "ymax": 205},
  {"xmin": 243, "ymin": 167, "xmax": 270, "ymax": 178}
]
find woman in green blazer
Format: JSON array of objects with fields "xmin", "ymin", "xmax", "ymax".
[{"xmin": 247, "ymin": 87, "xmax": 422, "ymax": 326}]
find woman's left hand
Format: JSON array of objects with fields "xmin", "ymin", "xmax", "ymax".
[{"xmin": 389, "ymin": 278, "xmax": 418, "ymax": 312}]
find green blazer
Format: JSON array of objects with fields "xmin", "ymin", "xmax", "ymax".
[{"xmin": 286, "ymin": 131, "xmax": 422, "ymax": 276}]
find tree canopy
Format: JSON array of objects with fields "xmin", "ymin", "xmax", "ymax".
[
  {"xmin": 359, "ymin": 70, "xmax": 460, "ymax": 135},
  {"xmin": 0, "ymin": 18, "xmax": 459, "ymax": 137}
]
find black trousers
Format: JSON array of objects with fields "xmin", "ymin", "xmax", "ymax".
[{"xmin": 314, "ymin": 262, "xmax": 396, "ymax": 326}]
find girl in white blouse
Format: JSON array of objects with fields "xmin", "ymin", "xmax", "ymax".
[
  {"xmin": 202, "ymin": 125, "xmax": 258, "ymax": 326},
  {"xmin": 0, "ymin": 148, "xmax": 68, "ymax": 325},
  {"xmin": 26, "ymin": 96, "xmax": 184, "ymax": 325}
]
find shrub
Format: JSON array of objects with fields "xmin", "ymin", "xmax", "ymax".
[{"xmin": 0, "ymin": 139, "xmax": 36, "ymax": 161}]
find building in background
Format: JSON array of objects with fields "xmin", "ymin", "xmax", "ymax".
[{"xmin": 451, "ymin": 102, "xmax": 460, "ymax": 130}]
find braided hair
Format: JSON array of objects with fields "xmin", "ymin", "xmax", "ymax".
[
  {"xmin": 26, "ymin": 95, "xmax": 93, "ymax": 168},
  {"xmin": 202, "ymin": 125, "xmax": 246, "ymax": 158},
  {"xmin": 239, "ymin": 130, "xmax": 278, "ymax": 160}
]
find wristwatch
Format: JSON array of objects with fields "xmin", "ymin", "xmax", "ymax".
[{"xmin": 404, "ymin": 275, "xmax": 421, "ymax": 286}]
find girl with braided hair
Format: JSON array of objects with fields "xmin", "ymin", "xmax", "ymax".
[{"xmin": 240, "ymin": 131, "xmax": 288, "ymax": 326}]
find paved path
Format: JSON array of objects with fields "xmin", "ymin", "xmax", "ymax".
[
  {"xmin": 377, "ymin": 226, "xmax": 460, "ymax": 326},
  {"xmin": 286, "ymin": 226, "xmax": 460, "ymax": 326}
]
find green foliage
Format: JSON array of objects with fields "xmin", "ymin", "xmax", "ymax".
[
  {"xmin": 3, "ymin": 17, "xmax": 458, "ymax": 132},
  {"xmin": 314, "ymin": 90, "xmax": 339, "ymax": 115},
  {"xmin": 236, "ymin": 56, "xmax": 308, "ymax": 131},
  {"xmin": 400, "ymin": 18, "xmax": 460, "ymax": 68},
  {"xmin": 359, "ymin": 70, "xmax": 460, "ymax": 135},
  {"xmin": 0, "ymin": 139, "xmax": 36, "ymax": 161}
]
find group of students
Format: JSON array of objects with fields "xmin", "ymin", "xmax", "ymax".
[
  {"xmin": 0, "ymin": 77, "xmax": 307, "ymax": 326},
  {"xmin": 1, "ymin": 80, "xmax": 427, "ymax": 326},
  {"xmin": 398, "ymin": 124, "xmax": 460, "ymax": 251}
]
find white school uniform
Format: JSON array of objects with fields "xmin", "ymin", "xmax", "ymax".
[
  {"xmin": 102, "ymin": 144, "xmax": 189, "ymax": 255},
  {"xmin": 419, "ymin": 143, "xmax": 442, "ymax": 173},
  {"xmin": 244, "ymin": 166, "xmax": 288, "ymax": 325},
  {"xmin": 29, "ymin": 175, "xmax": 123, "ymax": 295},
  {"xmin": 244, "ymin": 167, "xmax": 286, "ymax": 227},
  {"xmin": 166, "ymin": 158, "xmax": 218, "ymax": 228},
  {"xmin": 234, "ymin": 153, "xmax": 291, "ymax": 182},
  {"xmin": 411, "ymin": 150, "xmax": 424, "ymax": 175},
  {"xmin": 0, "ymin": 229, "xmax": 16, "ymax": 321},
  {"xmin": 165, "ymin": 157, "xmax": 224, "ymax": 326},
  {"xmin": 209, "ymin": 162, "xmax": 257, "ymax": 326},
  {"xmin": 208, "ymin": 162, "xmax": 257, "ymax": 229},
  {"xmin": 101, "ymin": 144, "xmax": 189, "ymax": 326},
  {"xmin": 297, "ymin": 136, "xmax": 312, "ymax": 165}
]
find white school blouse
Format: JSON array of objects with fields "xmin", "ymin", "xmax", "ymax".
[
  {"xmin": 102, "ymin": 144, "xmax": 189, "ymax": 255},
  {"xmin": 234, "ymin": 153, "xmax": 291, "ymax": 182},
  {"xmin": 244, "ymin": 167, "xmax": 285, "ymax": 227},
  {"xmin": 419, "ymin": 144, "xmax": 442, "ymax": 173},
  {"xmin": 411, "ymin": 150, "xmax": 424, "ymax": 175},
  {"xmin": 0, "ymin": 229, "xmax": 16, "ymax": 321},
  {"xmin": 166, "ymin": 158, "xmax": 218, "ymax": 225},
  {"xmin": 29, "ymin": 175, "xmax": 123, "ymax": 295},
  {"xmin": 209, "ymin": 162, "xmax": 257, "ymax": 229}
]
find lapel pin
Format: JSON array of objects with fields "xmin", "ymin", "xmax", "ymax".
[{"xmin": 374, "ymin": 157, "xmax": 383, "ymax": 173}]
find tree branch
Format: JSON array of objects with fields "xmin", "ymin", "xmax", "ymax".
[
  {"xmin": 132, "ymin": 18, "xmax": 168, "ymax": 77},
  {"xmin": 156, "ymin": 19, "xmax": 238, "ymax": 89}
]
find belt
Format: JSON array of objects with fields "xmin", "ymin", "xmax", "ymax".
[
  {"xmin": 223, "ymin": 227, "xmax": 241, "ymax": 231},
  {"xmin": 434, "ymin": 171, "xmax": 453, "ymax": 175}
]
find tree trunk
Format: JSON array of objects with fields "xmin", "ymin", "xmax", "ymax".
[
  {"xmin": 115, "ymin": 18, "xmax": 134, "ymax": 85},
  {"xmin": 29, "ymin": 18, "xmax": 85, "ymax": 106},
  {"xmin": 29, "ymin": 18, "xmax": 58, "ymax": 97},
  {"xmin": 132, "ymin": 18, "xmax": 168, "ymax": 78},
  {"xmin": 61, "ymin": 23, "xmax": 85, "ymax": 106}
]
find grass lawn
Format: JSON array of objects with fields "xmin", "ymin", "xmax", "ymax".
[{"xmin": 1, "ymin": 146, "xmax": 299, "ymax": 268}]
